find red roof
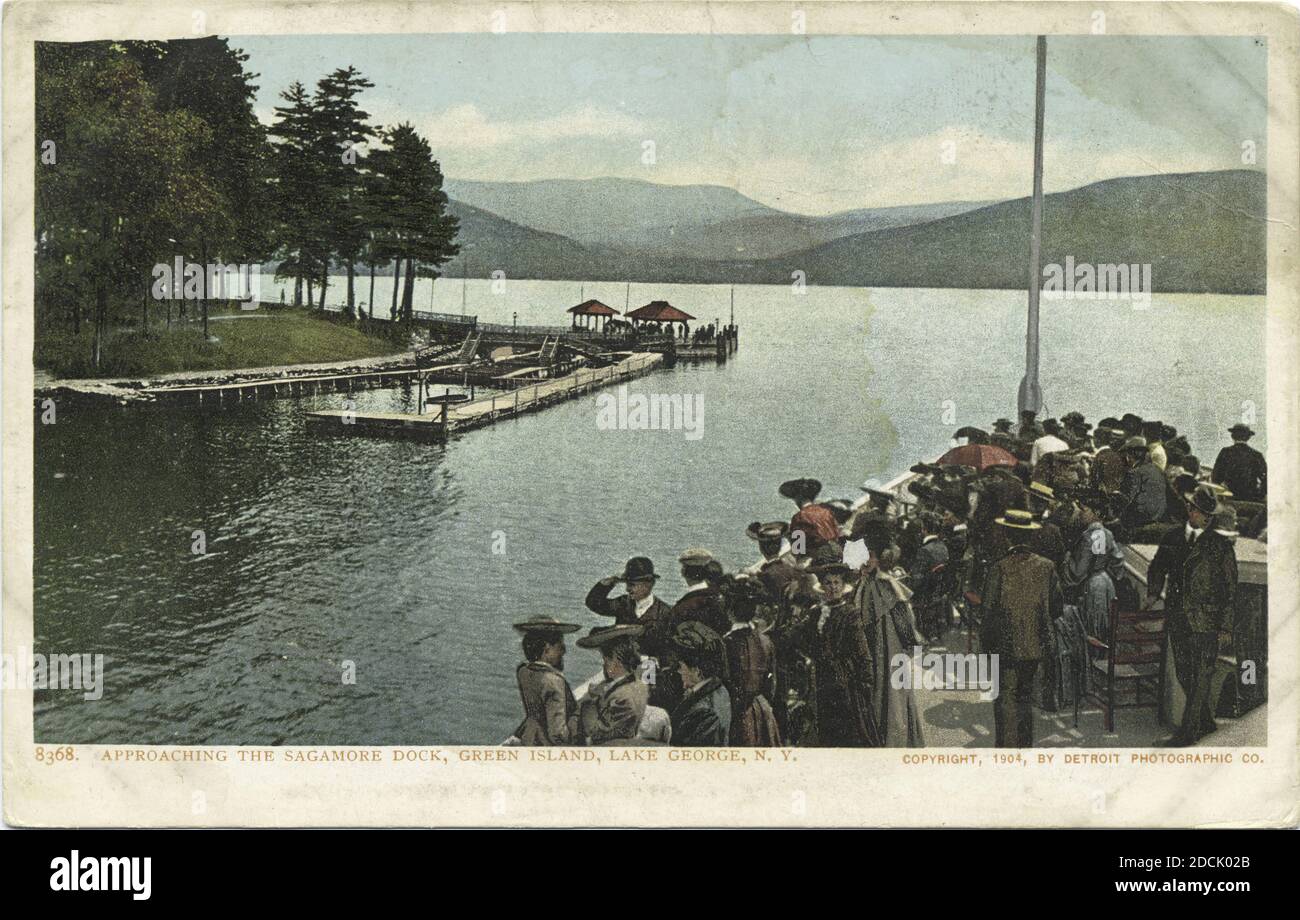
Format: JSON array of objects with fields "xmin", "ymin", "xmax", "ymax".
[
  {"xmin": 567, "ymin": 299, "xmax": 619, "ymax": 317},
  {"xmin": 626, "ymin": 300, "xmax": 695, "ymax": 322}
]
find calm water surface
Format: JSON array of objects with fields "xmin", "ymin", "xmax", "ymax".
[{"xmin": 34, "ymin": 281, "xmax": 1266, "ymax": 743}]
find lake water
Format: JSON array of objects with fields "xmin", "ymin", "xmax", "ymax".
[{"xmin": 34, "ymin": 280, "xmax": 1266, "ymax": 744}]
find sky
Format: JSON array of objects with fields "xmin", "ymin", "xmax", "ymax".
[{"xmin": 231, "ymin": 33, "xmax": 1267, "ymax": 215}]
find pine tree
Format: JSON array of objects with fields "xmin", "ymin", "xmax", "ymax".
[
  {"xmin": 374, "ymin": 123, "xmax": 460, "ymax": 324},
  {"xmin": 313, "ymin": 66, "xmax": 375, "ymax": 317}
]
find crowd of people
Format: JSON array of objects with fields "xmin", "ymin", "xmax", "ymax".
[{"xmin": 507, "ymin": 409, "xmax": 1265, "ymax": 750}]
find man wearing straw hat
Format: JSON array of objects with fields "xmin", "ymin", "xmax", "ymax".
[
  {"xmin": 511, "ymin": 616, "xmax": 582, "ymax": 746},
  {"xmin": 981, "ymin": 509, "xmax": 1063, "ymax": 747}
]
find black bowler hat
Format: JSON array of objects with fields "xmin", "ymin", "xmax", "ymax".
[
  {"xmin": 1228, "ymin": 423, "xmax": 1256, "ymax": 440},
  {"xmin": 621, "ymin": 556, "xmax": 658, "ymax": 582}
]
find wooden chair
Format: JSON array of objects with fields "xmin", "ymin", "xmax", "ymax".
[{"xmin": 1085, "ymin": 598, "xmax": 1168, "ymax": 733}]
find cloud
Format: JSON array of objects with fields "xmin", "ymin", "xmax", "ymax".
[{"xmin": 414, "ymin": 103, "xmax": 647, "ymax": 151}]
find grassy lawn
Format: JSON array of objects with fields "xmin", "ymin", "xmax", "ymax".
[{"xmin": 36, "ymin": 308, "xmax": 406, "ymax": 379}]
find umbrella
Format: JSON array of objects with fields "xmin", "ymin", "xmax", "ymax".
[{"xmin": 936, "ymin": 443, "xmax": 1017, "ymax": 471}]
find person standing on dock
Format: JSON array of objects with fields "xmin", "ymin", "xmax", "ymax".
[
  {"xmin": 781, "ymin": 478, "xmax": 840, "ymax": 557},
  {"xmin": 1029, "ymin": 419, "xmax": 1070, "ymax": 468},
  {"xmin": 668, "ymin": 623, "xmax": 732, "ymax": 746},
  {"xmin": 670, "ymin": 548, "xmax": 730, "ymax": 638},
  {"xmin": 576, "ymin": 625, "xmax": 650, "ymax": 745},
  {"xmin": 511, "ymin": 616, "xmax": 582, "ymax": 746},
  {"xmin": 584, "ymin": 557, "xmax": 671, "ymax": 626},
  {"xmin": 1162, "ymin": 486, "xmax": 1238, "ymax": 747},
  {"xmin": 1091, "ymin": 424, "xmax": 1128, "ymax": 494},
  {"xmin": 721, "ymin": 578, "xmax": 783, "ymax": 747},
  {"xmin": 980, "ymin": 510, "xmax": 1062, "ymax": 748},
  {"xmin": 807, "ymin": 560, "xmax": 880, "ymax": 747},
  {"xmin": 855, "ymin": 518, "xmax": 926, "ymax": 747},
  {"xmin": 1212, "ymin": 423, "xmax": 1267, "ymax": 503}
]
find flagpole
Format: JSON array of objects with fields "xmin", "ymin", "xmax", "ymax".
[{"xmin": 1017, "ymin": 35, "xmax": 1047, "ymax": 418}]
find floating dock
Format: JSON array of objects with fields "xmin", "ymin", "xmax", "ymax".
[{"xmin": 305, "ymin": 351, "xmax": 663, "ymax": 441}]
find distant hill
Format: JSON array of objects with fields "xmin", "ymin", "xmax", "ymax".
[
  {"xmin": 444, "ymin": 175, "xmax": 987, "ymax": 262},
  {"xmin": 444, "ymin": 199, "xmax": 598, "ymax": 280},
  {"xmin": 444, "ymin": 176, "xmax": 781, "ymax": 252},
  {"xmin": 758, "ymin": 169, "xmax": 1266, "ymax": 294},
  {"xmin": 628, "ymin": 200, "xmax": 992, "ymax": 261},
  {"xmin": 434, "ymin": 170, "xmax": 1265, "ymax": 294}
]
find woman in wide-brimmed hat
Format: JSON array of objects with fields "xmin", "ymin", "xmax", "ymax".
[
  {"xmin": 511, "ymin": 616, "xmax": 581, "ymax": 746},
  {"xmin": 575, "ymin": 624, "xmax": 648, "ymax": 745}
]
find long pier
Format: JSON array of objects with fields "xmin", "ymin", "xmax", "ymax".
[{"xmin": 305, "ymin": 351, "xmax": 663, "ymax": 441}]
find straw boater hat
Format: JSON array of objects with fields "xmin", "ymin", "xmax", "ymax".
[
  {"xmin": 746, "ymin": 521, "xmax": 789, "ymax": 542},
  {"xmin": 512, "ymin": 615, "xmax": 581, "ymax": 635},
  {"xmin": 1028, "ymin": 482, "xmax": 1055, "ymax": 503},
  {"xmin": 576, "ymin": 623, "xmax": 645, "ymax": 649},
  {"xmin": 678, "ymin": 547, "xmax": 715, "ymax": 566},
  {"xmin": 995, "ymin": 508, "xmax": 1042, "ymax": 530},
  {"xmin": 779, "ymin": 478, "xmax": 822, "ymax": 503},
  {"xmin": 1121, "ymin": 435, "xmax": 1149, "ymax": 454}
]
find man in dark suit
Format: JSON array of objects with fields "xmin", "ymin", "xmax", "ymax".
[
  {"xmin": 1212, "ymin": 423, "xmax": 1267, "ymax": 502},
  {"xmin": 1148, "ymin": 478, "xmax": 1201, "ymax": 735},
  {"xmin": 981, "ymin": 510, "xmax": 1063, "ymax": 747},
  {"xmin": 1164, "ymin": 487, "xmax": 1238, "ymax": 746},
  {"xmin": 909, "ymin": 512, "xmax": 951, "ymax": 642},
  {"xmin": 1112, "ymin": 436, "xmax": 1168, "ymax": 539},
  {"xmin": 584, "ymin": 556, "xmax": 671, "ymax": 626}
]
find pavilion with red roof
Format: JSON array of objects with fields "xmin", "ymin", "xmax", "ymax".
[
  {"xmin": 567, "ymin": 299, "xmax": 619, "ymax": 332},
  {"xmin": 626, "ymin": 300, "xmax": 695, "ymax": 335}
]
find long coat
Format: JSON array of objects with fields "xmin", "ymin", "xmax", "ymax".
[
  {"xmin": 579, "ymin": 673, "xmax": 649, "ymax": 745},
  {"xmin": 584, "ymin": 580, "xmax": 673, "ymax": 627},
  {"xmin": 1182, "ymin": 530, "xmax": 1238, "ymax": 634},
  {"xmin": 857, "ymin": 570, "xmax": 926, "ymax": 747},
  {"xmin": 813, "ymin": 599, "xmax": 882, "ymax": 746},
  {"xmin": 1212, "ymin": 442, "xmax": 1267, "ymax": 502},
  {"xmin": 515, "ymin": 662, "xmax": 577, "ymax": 746},
  {"xmin": 670, "ymin": 677, "xmax": 732, "ymax": 746},
  {"xmin": 1148, "ymin": 524, "xmax": 1199, "ymax": 613},
  {"xmin": 723, "ymin": 625, "xmax": 782, "ymax": 746},
  {"xmin": 981, "ymin": 546, "xmax": 1062, "ymax": 662}
]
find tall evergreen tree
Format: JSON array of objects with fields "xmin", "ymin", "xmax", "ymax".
[
  {"xmin": 313, "ymin": 66, "xmax": 375, "ymax": 316},
  {"xmin": 373, "ymin": 123, "xmax": 460, "ymax": 324}
]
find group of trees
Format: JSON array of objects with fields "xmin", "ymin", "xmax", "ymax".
[{"xmin": 35, "ymin": 38, "xmax": 459, "ymax": 368}]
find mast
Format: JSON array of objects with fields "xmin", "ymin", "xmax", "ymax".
[
  {"xmin": 461, "ymin": 257, "xmax": 468, "ymax": 316},
  {"xmin": 1017, "ymin": 35, "xmax": 1047, "ymax": 418},
  {"xmin": 730, "ymin": 285, "xmax": 735, "ymax": 325}
]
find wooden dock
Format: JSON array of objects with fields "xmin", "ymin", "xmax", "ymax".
[
  {"xmin": 305, "ymin": 352, "xmax": 664, "ymax": 441},
  {"xmin": 143, "ymin": 366, "xmax": 426, "ymax": 407}
]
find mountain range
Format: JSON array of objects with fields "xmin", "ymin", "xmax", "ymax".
[{"xmin": 433, "ymin": 170, "xmax": 1265, "ymax": 294}]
